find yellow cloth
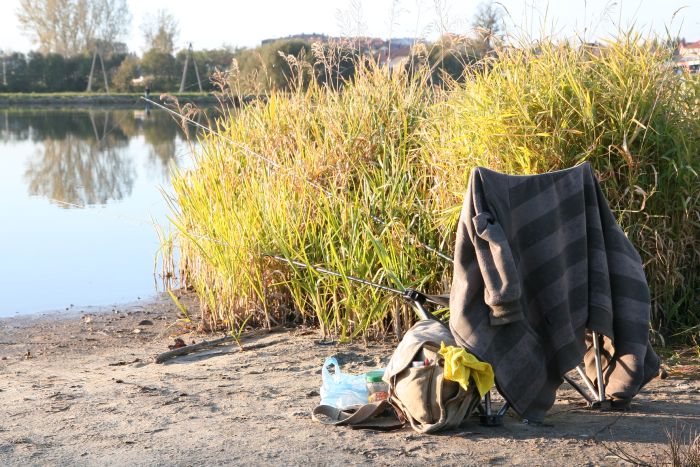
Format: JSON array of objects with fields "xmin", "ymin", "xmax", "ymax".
[{"xmin": 438, "ymin": 342, "xmax": 495, "ymax": 397}]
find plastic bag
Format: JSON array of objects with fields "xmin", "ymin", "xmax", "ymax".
[{"xmin": 319, "ymin": 357, "xmax": 368, "ymax": 409}]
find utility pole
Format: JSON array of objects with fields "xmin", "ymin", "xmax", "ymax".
[
  {"xmin": 179, "ymin": 43, "xmax": 203, "ymax": 93},
  {"xmin": 87, "ymin": 50, "xmax": 97, "ymax": 92},
  {"xmin": 98, "ymin": 51, "xmax": 109, "ymax": 94},
  {"xmin": 86, "ymin": 48, "xmax": 110, "ymax": 93},
  {"xmin": 1, "ymin": 50, "xmax": 7, "ymax": 87}
]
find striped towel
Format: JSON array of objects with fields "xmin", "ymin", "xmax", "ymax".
[{"xmin": 449, "ymin": 163, "xmax": 660, "ymax": 422}]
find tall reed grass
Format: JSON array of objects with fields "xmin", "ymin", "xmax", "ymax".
[{"xmin": 166, "ymin": 34, "xmax": 699, "ymax": 340}]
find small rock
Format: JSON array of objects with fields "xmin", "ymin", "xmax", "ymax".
[
  {"xmin": 138, "ymin": 319, "xmax": 153, "ymax": 326},
  {"xmin": 11, "ymin": 437, "xmax": 31, "ymax": 445},
  {"xmin": 306, "ymin": 389, "xmax": 320, "ymax": 398},
  {"xmin": 168, "ymin": 338, "xmax": 186, "ymax": 350},
  {"xmin": 83, "ymin": 316, "xmax": 93, "ymax": 324},
  {"xmin": 132, "ymin": 328, "xmax": 142, "ymax": 334}
]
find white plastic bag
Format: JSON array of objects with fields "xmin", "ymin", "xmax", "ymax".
[{"xmin": 319, "ymin": 357, "xmax": 368, "ymax": 409}]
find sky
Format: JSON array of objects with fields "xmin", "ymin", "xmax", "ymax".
[{"xmin": 0, "ymin": 0, "xmax": 699, "ymax": 54}]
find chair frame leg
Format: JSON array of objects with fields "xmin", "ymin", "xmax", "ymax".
[
  {"xmin": 564, "ymin": 332, "xmax": 612, "ymax": 410},
  {"xmin": 591, "ymin": 332, "xmax": 606, "ymax": 401},
  {"xmin": 563, "ymin": 374, "xmax": 595, "ymax": 404},
  {"xmin": 479, "ymin": 390, "xmax": 507, "ymax": 426},
  {"xmin": 576, "ymin": 365, "xmax": 599, "ymax": 401}
]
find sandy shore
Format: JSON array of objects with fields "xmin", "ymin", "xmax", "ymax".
[{"xmin": 0, "ymin": 294, "xmax": 698, "ymax": 466}]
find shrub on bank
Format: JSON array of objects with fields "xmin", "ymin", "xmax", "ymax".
[
  {"xmin": 421, "ymin": 35, "xmax": 699, "ymax": 335},
  {"xmin": 167, "ymin": 34, "xmax": 699, "ymax": 340}
]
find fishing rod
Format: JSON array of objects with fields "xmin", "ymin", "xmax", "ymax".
[
  {"xmin": 142, "ymin": 96, "xmax": 454, "ymax": 263},
  {"xmin": 264, "ymin": 253, "xmax": 448, "ymax": 322}
]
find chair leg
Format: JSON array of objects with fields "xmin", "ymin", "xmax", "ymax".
[
  {"xmin": 591, "ymin": 331, "xmax": 606, "ymax": 403},
  {"xmin": 563, "ymin": 374, "xmax": 595, "ymax": 404},
  {"xmin": 563, "ymin": 333, "xmax": 613, "ymax": 410},
  {"xmin": 479, "ymin": 390, "xmax": 506, "ymax": 426},
  {"xmin": 576, "ymin": 365, "xmax": 599, "ymax": 401}
]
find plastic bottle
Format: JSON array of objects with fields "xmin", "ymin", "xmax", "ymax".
[{"xmin": 366, "ymin": 369, "xmax": 389, "ymax": 403}]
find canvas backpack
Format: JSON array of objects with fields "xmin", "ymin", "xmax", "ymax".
[{"xmin": 312, "ymin": 319, "xmax": 480, "ymax": 433}]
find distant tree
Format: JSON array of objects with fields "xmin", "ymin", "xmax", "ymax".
[
  {"xmin": 175, "ymin": 48, "xmax": 236, "ymax": 91},
  {"xmin": 472, "ymin": 2, "xmax": 504, "ymax": 51},
  {"xmin": 231, "ymin": 39, "xmax": 313, "ymax": 93},
  {"xmin": 112, "ymin": 55, "xmax": 140, "ymax": 92},
  {"xmin": 17, "ymin": 0, "xmax": 131, "ymax": 56},
  {"xmin": 141, "ymin": 50, "xmax": 178, "ymax": 91},
  {"xmin": 25, "ymin": 52, "xmax": 48, "ymax": 91},
  {"xmin": 63, "ymin": 55, "xmax": 92, "ymax": 91},
  {"xmin": 43, "ymin": 53, "xmax": 68, "ymax": 91},
  {"xmin": 262, "ymin": 39, "xmax": 313, "ymax": 91},
  {"xmin": 2, "ymin": 53, "xmax": 29, "ymax": 92},
  {"xmin": 142, "ymin": 10, "xmax": 179, "ymax": 54},
  {"xmin": 405, "ymin": 38, "xmax": 481, "ymax": 87},
  {"xmin": 195, "ymin": 48, "xmax": 237, "ymax": 76},
  {"xmin": 312, "ymin": 43, "xmax": 360, "ymax": 90}
]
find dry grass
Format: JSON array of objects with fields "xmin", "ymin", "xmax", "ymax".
[{"xmin": 664, "ymin": 427, "xmax": 700, "ymax": 467}]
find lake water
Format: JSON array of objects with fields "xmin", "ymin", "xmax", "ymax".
[{"xmin": 0, "ymin": 107, "xmax": 193, "ymax": 317}]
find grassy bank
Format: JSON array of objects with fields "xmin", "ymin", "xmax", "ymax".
[
  {"xmin": 0, "ymin": 92, "xmax": 218, "ymax": 107},
  {"xmin": 165, "ymin": 34, "xmax": 699, "ymax": 341}
]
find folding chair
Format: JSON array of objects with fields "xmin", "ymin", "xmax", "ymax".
[{"xmin": 268, "ymin": 255, "xmax": 619, "ymax": 426}]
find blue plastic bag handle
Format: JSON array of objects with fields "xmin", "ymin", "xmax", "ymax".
[{"xmin": 322, "ymin": 356, "xmax": 340, "ymax": 383}]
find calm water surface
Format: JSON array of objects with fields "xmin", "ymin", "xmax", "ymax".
[{"xmin": 0, "ymin": 108, "xmax": 193, "ymax": 316}]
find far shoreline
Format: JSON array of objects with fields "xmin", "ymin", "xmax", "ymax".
[{"xmin": 0, "ymin": 92, "xmax": 219, "ymax": 108}]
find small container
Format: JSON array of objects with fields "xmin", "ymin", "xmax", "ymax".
[{"xmin": 365, "ymin": 370, "xmax": 389, "ymax": 403}]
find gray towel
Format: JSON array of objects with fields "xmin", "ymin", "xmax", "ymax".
[{"xmin": 449, "ymin": 163, "xmax": 660, "ymax": 422}]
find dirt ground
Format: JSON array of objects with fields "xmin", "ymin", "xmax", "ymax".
[{"xmin": 0, "ymin": 295, "xmax": 698, "ymax": 466}]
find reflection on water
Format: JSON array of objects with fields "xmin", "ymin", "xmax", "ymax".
[
  {"xmin": 3, "ymin": 109, "xmax": 185, "ymax": 206},
  {"xmin": 0, "ymin": 108, "xmax": 195, "ymax": 316},
  {"xmin": 26, "ymin": 132, "xmax": 135, "ymax": 207}
]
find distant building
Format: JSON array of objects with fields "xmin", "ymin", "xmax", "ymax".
[
  {"xmin": 261, "ymin": 34, "xmax": 330, "ymax": 45},
  {"xmin": 674, "ymin": 39, "xmax": 700, "ymax": 73}
]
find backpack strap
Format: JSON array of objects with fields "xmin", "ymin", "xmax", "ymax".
[{"xmin": 312, "ymin": 401, "xmax": 403, "ymax": 430}]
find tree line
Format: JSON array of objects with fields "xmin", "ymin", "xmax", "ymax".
[
  {"xmin": 3, "ymin": 0, "xmax": 505, "ymax": 94},
  {"xmin": 1, "ymin": 38, "xmax": 499, "ymax": 94},
  {"xmin": 0, "ymin": 48, "xmax": 237, "ymax": 93}
]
